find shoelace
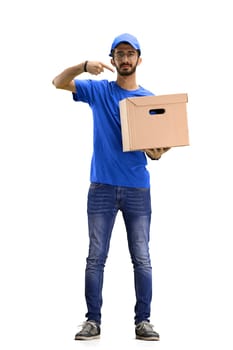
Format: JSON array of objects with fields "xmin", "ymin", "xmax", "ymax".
[
  {"xmin": 138, "ymin": 322, "xmax": 155, "ymax": 331},
  {"xmin": 78, "ymin": 321, "xmax": 98, "ymax": 330}
]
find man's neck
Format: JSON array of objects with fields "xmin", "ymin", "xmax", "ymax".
[{"xmin": 116, "ymin": 74, "xmax": 139, "ymax": 91}]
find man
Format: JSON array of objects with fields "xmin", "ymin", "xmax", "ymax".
[{"xmin": 52, "ymin": 33, "xmax": 169, "ymax": 341}]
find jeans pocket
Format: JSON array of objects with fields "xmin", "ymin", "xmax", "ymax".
[{"xmin": 89, "ymin": 182, "xmax": 105, "ymax": 190}]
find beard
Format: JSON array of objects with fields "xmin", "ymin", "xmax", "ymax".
[{"xmin": 115, "ymin": 63, "xmax": 137, "ymax": 76}]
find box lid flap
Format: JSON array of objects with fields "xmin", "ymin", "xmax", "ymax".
[{"xmin": 125, "ymin": 93, "xmax": 188, "ymax": 106}]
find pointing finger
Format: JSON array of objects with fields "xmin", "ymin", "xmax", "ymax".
[{"xmin": 102, "ymin": 63, "xmax": 115, "ymax": 72}]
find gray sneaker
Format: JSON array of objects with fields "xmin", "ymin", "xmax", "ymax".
[
  {"xmin": 135, "ymin": 321, "xmax": 160, "ymax": 341},
  {"xmin": 74, "ymin": 320, "xmax": 100, "ymax": 340}
]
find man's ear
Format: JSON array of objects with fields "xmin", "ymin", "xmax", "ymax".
[
  {"xmin": 137, "ymin": 57, "xmax": 142, "ymax": 66},
  {"xmin": 111, "ymin": 58, "xmax": 116, "ymax": 67}
]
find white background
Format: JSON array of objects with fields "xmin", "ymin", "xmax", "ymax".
[{"xmin": 1, "ymin": 0, "xmax": 233, "ymax": 349}]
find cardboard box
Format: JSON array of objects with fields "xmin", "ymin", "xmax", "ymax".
[{"xmin": 119, "ymin": 93, "xmax": 189, "ymax": 151}]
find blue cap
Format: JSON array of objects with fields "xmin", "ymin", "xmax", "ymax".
[{"xmin": 109, "ymin": 33, "xmax": 141, "ymax": 56}]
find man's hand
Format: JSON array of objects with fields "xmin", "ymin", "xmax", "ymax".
[
  {"xmin": 144, "ymin": 147, "xmax": 171, "ymax": 160},
  {"xmin": 85, "ymin": 61, "xmax": 114, "ymax": 75}
]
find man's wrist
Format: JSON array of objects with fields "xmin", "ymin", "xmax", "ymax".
[{"xmin": 83, "ymin": 60, "xmax": 88, "ymax": 72}]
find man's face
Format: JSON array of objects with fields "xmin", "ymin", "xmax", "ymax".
[{"xmin": 112, "ymin": 43, "xmax": 141, "ymax": 76}]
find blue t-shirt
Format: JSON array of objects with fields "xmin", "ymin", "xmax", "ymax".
[{"xmin": 73, "ymin": 79, "xmax": 154, "ymax": 188}]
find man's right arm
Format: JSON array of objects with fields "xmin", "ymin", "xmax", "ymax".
[
  {"xmin": 52, "ymin": 62, "xmax": 86, "ymax": 92},
  {"xmin": 52, "ymin": 61, "xmax": 114, "ymax": 92}
]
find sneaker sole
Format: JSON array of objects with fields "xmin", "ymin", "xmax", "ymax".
[
  {"xmin": 75, "ymin": 335, "xmax": 100, "ymax": 341},
  {"xmin": 136, "ymin": 335, "xmax": 160, "ymax": 341}
]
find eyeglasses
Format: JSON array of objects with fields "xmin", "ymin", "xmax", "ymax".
[{"xmin": 114, "ymin": 51, "xmax": 138, "ymax": 60}]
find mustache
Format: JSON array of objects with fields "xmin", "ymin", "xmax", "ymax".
[{"xmin": 120, "ymin": 63, "xmax": 131, "ymax": 68}]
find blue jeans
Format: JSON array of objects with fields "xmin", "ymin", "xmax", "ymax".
[{"xmin": 85, "ymin": 183, "xmax": 152, "ymax": 325}]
